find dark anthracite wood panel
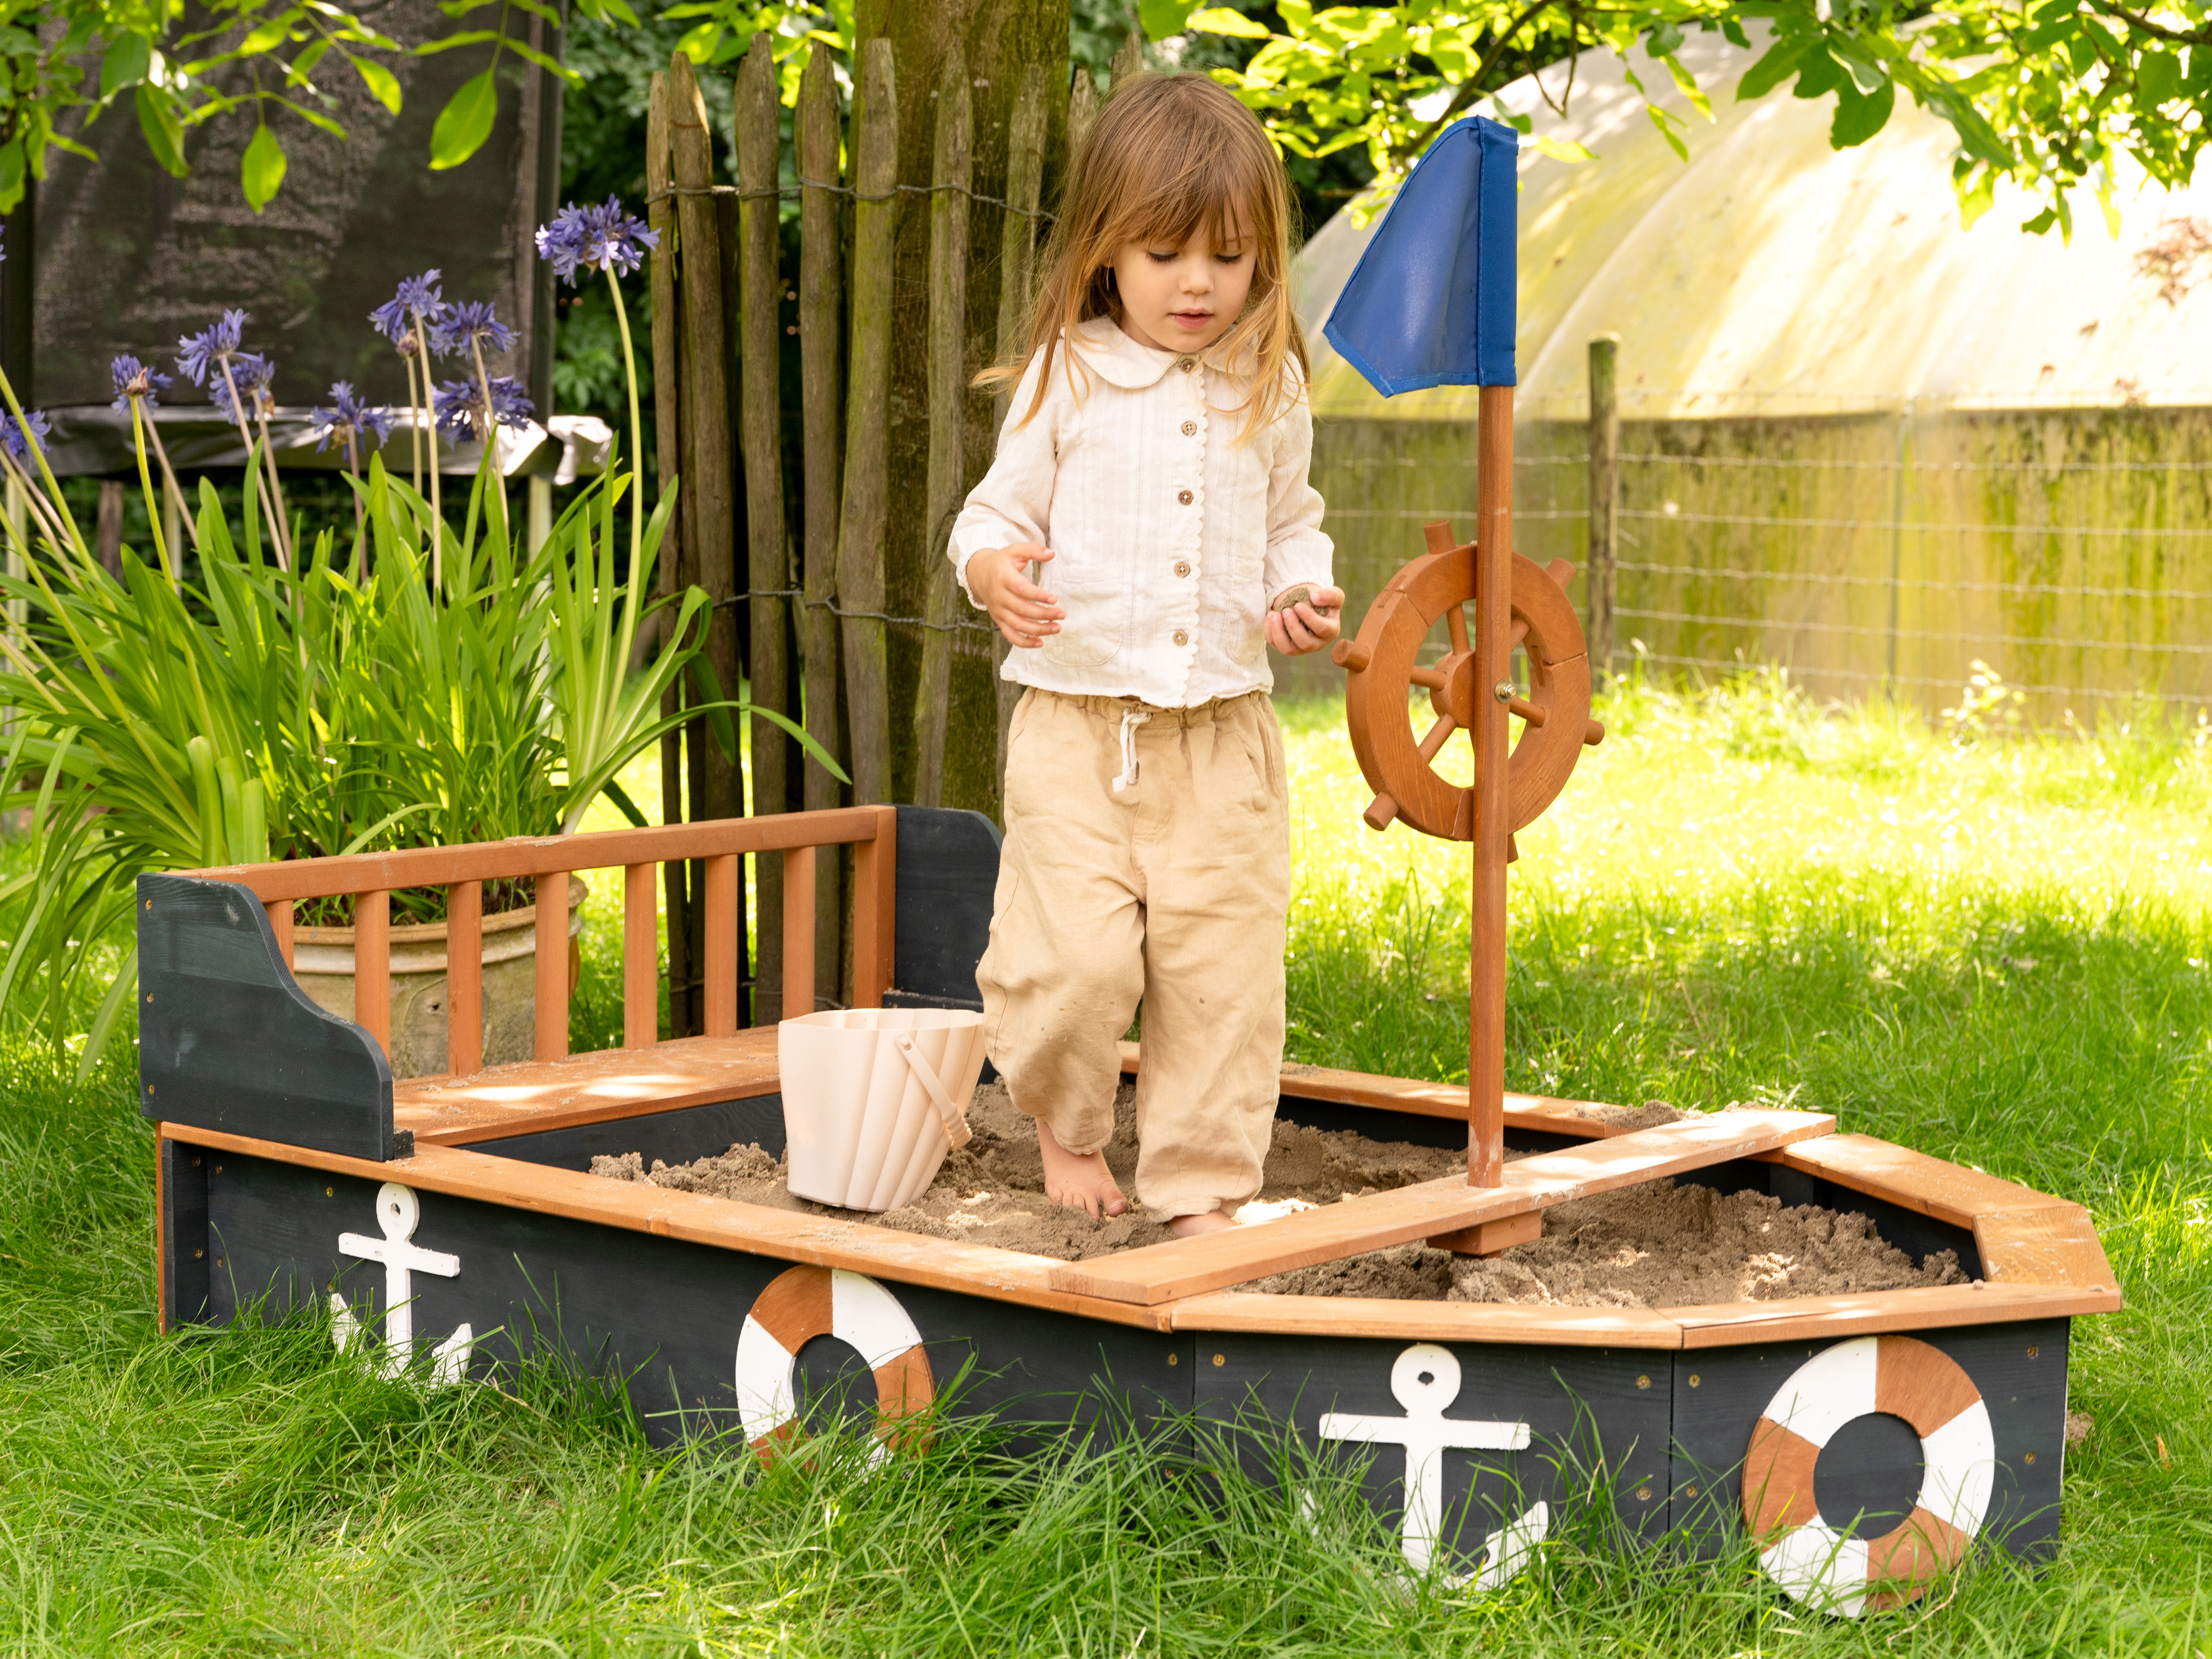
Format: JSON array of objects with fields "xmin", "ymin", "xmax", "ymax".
[
  {"xmin": 468, "ymin": 1096, "xmax": 789, "ymax": 1168},
  {"xmin": 1676, "ymin": 1161, "xmax": 1983, "ymax": 1279},
  {"xmin": 1667, "ymin": 1321, "xmax": 2070, "ymax": 1566},
  {"xmin": 1273, "ymin": 1092, "xmax": 1580, "ymax": 1156},
  {"xmin": 161, "ymin": 1137, "xmax": 212, "ymax": 1329},
  {"xmin": 138, "ymin": 874, "xmax": 404, "ymax": 1161},
  {"xmin": 201, "ymin": 1151, "xmax": 1191, "ymax": 1449},
  {"xmin": 1194, "ymin": 1333, "xmax": 1674, "ymax": 1573},
  {"xmin": 887, "ymin": 806, "xmax": 1000, "ymax": 1011}
]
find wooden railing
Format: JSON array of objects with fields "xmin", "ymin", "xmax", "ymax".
[{"xmin": 185, "ymin": 806, "xmax": 896, "ymax": 1073}]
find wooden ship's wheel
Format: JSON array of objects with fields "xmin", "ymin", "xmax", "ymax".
[{"xmin": 1332, "ymin": 520, "xmax": 1606, "ymax": 848}]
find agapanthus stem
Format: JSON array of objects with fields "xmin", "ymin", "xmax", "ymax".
[
  {"xmin": 219, "ymin": 359, "xmax": 285, "ymax": 570},
  {"xmin": 127, "ymin": 397, "xmax": 173, "ymax": 581},
  {"xmin": 140, "ymin": 416, "xmax": 200, "ymax": 554},
  {"xmin": 0, "ymin": 362, "xmax": 87, "ymax": 561},
  {"xmin": 413, "ymin": 314, "xmax": 444, "ymax": 591},
  {"xmin": 605, "ymin": 262, "xmax": 645, "ymax": 571},
  {"xmin": 251, "ymin": 398, "xmax": 293, "ymax": 571},
  {"xmin": 405, "ymin": 351, "xmax": 424, "ymax": 495},
  {"xmin": 346, "ymin": 431, "xmax": 365, "ymax": 578},
  {"xmin": 468, "ymin": 335, "xmax": 510, "ymax": 528}
]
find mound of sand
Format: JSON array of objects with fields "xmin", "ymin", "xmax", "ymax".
[{"xmin": 589, "ymin": 1082, "xmax": 1968, "ymax": 1305}]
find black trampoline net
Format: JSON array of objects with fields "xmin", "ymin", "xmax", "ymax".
[{"xmin": 29, "ymin": 0, "xmax": 559, "ymax": 474}]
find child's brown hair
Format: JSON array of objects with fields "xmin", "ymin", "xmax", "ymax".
[{"xmin": 981, "ymin": 71, "xmax": 1306, "ymax": 442}]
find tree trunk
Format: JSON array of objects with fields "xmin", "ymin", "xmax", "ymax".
[{"xmin": 855, "ymin": 0, "xmax": 1070, "ymax": 818}]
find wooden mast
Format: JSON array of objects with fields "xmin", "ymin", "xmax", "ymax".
[{"xmin": 1468, "ymin": 385, "xmax": 1515, "ymax": 1187}]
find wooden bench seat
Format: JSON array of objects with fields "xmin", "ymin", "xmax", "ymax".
[{"xmin": 395, "ymin": 1029, "xmax": 782, "ymax": 1145}]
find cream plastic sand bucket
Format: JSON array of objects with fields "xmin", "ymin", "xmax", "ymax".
[{"xmin": 778, "ymin": 1008, "xmax": 985, "ymax": 1211}]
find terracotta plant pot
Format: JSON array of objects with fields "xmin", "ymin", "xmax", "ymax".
[{"xmin": 289, "ymin": 878, "xmax": 589, "ymax": 1078}]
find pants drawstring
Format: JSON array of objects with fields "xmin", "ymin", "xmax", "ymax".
[{"xmin": 1109, "ymin": 708, "xmax": 1152, "ymax": 795}]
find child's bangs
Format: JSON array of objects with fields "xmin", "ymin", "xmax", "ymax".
[{"xmin": 1112, "ymin": 142, "xmax": 1274, "ymax": 257}]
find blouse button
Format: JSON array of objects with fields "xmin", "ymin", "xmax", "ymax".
[
  {"xmin": 1177, "ymin": 358, "xmax": 1195, "ymax": 372},
  {"xmin": 1172, "ymin": 629, "xmax": 1189, "ymax": 646},
  {"xmin": 1176, "ymin": 489, "xmax": 1193, "ymax": 505},
  {"xmin": 1174, "ymin": 560, "xmax": 1192, "ymax": 577},
  {"xmin": 1180, "ymin": 420, "xmax": 1196, "ymax": 436}
]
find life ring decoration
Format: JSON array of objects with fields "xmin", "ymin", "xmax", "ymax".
[
  {"xmin": 734, "ymin": 1265, "xmax": 935, "ymax": 1468},
  {"xmin": 1333, "ymin": 522, "xmax": 1605, "ymax": 844},
  {"xmin": 1743, "ymin": 1335, "xmax": 1996, "ymax": 1617}
]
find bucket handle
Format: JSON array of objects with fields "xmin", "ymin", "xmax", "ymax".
[{"xmin": 893, "ymin": 1032, "xmax": 973, "ymax": 1150}]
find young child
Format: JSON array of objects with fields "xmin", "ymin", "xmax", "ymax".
[{"xmin": 950, "ymin": 73, "xmax": 1343, "ymax": 1239}]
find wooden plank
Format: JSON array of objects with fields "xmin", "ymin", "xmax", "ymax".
[
  {"xmin": 393, "ymin": 1028, "xmax": 783, "ymax": 1143},
  {"xmin": 446, "ymin": 879, "xmax": 483, "ymax": 1077},
  {"xmin": 1755, "ymin": 1133, "xmax": 2062, "ymax": 1228},
  {"xmin": 795, "ymin": 40, "xmax": 846, "ymax": 1002},
  {"xmin": 353, "ymin": 889, "xmax": 391, "ymax": 1057},
  {"xmin": 184, "ymin": 807, "xmax": 885, "ymax": 901},
  {"xmin": 1120, "ymin": 1043, "xmax": 1648, "ymax": 1140},
  {"xmin": 911, "ymin": 44, "xmax": 971, "ymax": 808},
  {"xmin": 1168, "ymin": 1292, "xmax": 1685, "ymax": 1349},
  {"xmin": 852, "ymin": 804, "xmax": 896, "ymax": 1007},
  {"xmin": 622, "ymin": 863, "xmax": 658, "ymax": 1049},
  {"xmin": 1427, "ymin": 1209, "xmax": 1540, "ymax": 1255},
  {"xmin": 159, "ymin": 1122, "xmax": 1177, "ymax": 1332},
  {"xmin": 1049, "ymin": 1108, "xmax": 1838, "ymax": 1306},
  {"xmin": 782, "ymin": 844, "xmax": 816, "ymax": 1019},
  {"xmin": 1469, "ymin": 385, "xmax": 1516, "ymax": 1188},
  {"xmin": 1974, "ymin": 1205, "xmax": 2121, "ymax": 1295},
  {"xmin": 702, "ymin": 853, "xmax": 739, "ymax": 1037},
  {"xmin": 263, "ymin": 900, "xmax": 294, "ymax": 971},
  {"xmin": 1666, "ymin": 1281, "xmax": 2117, "ymax": 1349},
  {"xmin": 534, "ymin": 872, "xmax": 568, "ymax": 1062},
  {"xmin": 837, "ymin": 38, "xmax": 898, "ymax": 806},
  {"xmin": 737, "ymin": 32, "xmax": 788, "ymax": 1018}
]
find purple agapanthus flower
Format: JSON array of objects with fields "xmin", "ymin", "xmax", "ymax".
[
  {"xmin": 429, "ymin": 300, "xmax": 518, "ymax": 360},
  {"xmin": 535, "ymin": 197, "xmax": 659, "ymax": 285},
  {"xmin": 432, "ymin": 374, "xmax": 535, "ymax": 442},
  {"xmin": 0, "ymin": 408, "xmax": 51, "ymax": 462},
  {"xmin": 309, "ymin": 382, "xmax": 395, "ymax": 454},
  {"xmin": 206, "ymin": 351, "xmax": 275, "ymax": 421},
  {"xmin": 110, "ymin": 354, "xmax": 175, "ymax": 413},
  {"xmin": 176, "ymin": 309, "xmax": 249, "ymax": 387},
  {"xmin": 370, "ymin": 270, "xmax": 447, "ymax": 347}
]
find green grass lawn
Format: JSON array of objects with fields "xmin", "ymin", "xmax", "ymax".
[{"xmin": 3, "ymin": 674, "xmax": 2209, "ymax": 1655}]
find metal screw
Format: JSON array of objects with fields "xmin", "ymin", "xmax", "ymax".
[
  {"xmin": 326, "ymin": 1186, "xmax": 335, "ymax": 1197},
  {"xmin": 1166, "ymin": 1353, "xmax": 1178, "ymax": 1366},
  {"xmin": 192, "ymin": 1248, "xmax": 203, "ymax": 1259},
  {"xmin": 1212, "ymin": 1353, "xmax": 1225, "ymax": 1368},
  {"xmin": 1688, "ymin": 1374, "xmax": 1701, "ymax": 1388},
  {"xmin": 190, "ymin": 1155, "xmax": 199, "ymax": 1166},
  {"xmin": 1636, "ymin": 1486, "xmax": 1653, "ymax": 1501},
  {"xmin": 2025, "ymin": 1452, "xmax": 2037, "ymax": 1464},
  {"xmin": 1686, "ymin": 1483, "xmax": 1699, "ymax": 1498},
  {"xmin": 1494, "ymin": 681, "xmax": 1515, "ymax": 703},
  {"xmin": 1637, "ymin": 1375, "xmax": 1651, "ymax": 1389},
  {"xmin": 214, "ymin": 1165, "xmax": 222, "ymax": 1175},
  {"xmin": 2027, "ymin": 1345, "xmax": 2039, "ymax": 1358}
]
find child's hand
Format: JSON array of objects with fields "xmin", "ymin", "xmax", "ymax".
[
  {"xmin": 1265, "ymin": 584, "xmax": 1345, "ymax": 656},
  {"xmin": 969, "ymin": 544, "xmax": 1064, "ymax": 649}
]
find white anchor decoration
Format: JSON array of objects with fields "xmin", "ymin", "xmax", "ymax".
[
  {"xmin": 330, "ymin": 1182, "xmax": 473, "ymax": 1386},
  {"xmin": 1317, "ymin": 1342, "xmax": 1550, "ymax": 1588}
]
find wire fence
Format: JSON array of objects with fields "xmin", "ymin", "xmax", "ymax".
[{"xmin": 1308, "ymin": 426, "xmax": 2212, "ymax": 716}]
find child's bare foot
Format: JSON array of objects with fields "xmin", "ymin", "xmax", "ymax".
[
  {"xmin": 1168, "ymin": 1208, "xmax": 1237, "ymax": 1238},
  {"xmin": 1036, "ymin": 1119, "xmax": 1128, "ymax": 1219}
]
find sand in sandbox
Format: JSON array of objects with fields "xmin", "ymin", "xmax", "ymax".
[{"xmin": 589, "ymin": 1083, "xmax": 1969, "ymax": 1305}]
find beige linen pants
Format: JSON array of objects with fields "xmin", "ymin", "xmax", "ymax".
[{"xmin": 978, "ymin": 687, "xmax": 1290, "ymax": 1220}]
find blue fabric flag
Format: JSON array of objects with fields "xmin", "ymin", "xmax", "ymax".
[{"xmin": 1323, "ymin": 115, "xmax": 1519, "ymax": 395}]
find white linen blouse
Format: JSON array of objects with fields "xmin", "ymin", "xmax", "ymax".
[{"xmin": 949, "ymin": 316, "xmax": 1334, "ymax": 708}]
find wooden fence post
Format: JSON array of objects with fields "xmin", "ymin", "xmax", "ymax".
[
  {"xmin": 646, "ymin": 69, "xmax": 697, "ymax": 1038},
  {"xmin": 1067, "ymin": 61, "xmax": 1100, "ymax": 160},
  {"xmin": 837, "ymin": 39, "xmax": 898, "ymax": 806},
  {"xmin": 912, "ymin": 45, "xmax": 972, "ymax": 807},
  {"xmin": 670, "ymin": 50, "xmax": 747, "ymax": 1021},
  {"xmin": 990, "ymin": 64, "xmax": 1046, "ymax": 805},
  {"xmin": 737, "ymin": 32, "xmax": 787, "ymax": 1018},
  {"xmin": 1587, "ymin": 333, "xmax": 1619, "ymax": 687},
  {"xmin": 797, "ymin": 41, "xmax": 844, "ymax": 1006}
]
